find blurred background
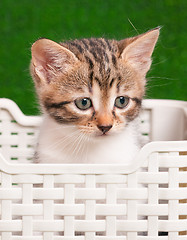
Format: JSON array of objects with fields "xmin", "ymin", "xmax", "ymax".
[{"xmin": 0, "ymin": 0, "xmax": 186, "ymax": 115}]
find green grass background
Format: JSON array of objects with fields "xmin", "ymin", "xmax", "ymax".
[{"xmin": 0, "ymin": 0, "xmax": 186, "ymax": 115}]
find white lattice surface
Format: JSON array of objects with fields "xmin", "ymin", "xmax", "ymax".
[{"xmin": 0, "ymin": 98, "xmax": 187, "ymax": 239}]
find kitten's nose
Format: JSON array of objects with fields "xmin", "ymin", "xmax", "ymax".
[{"xmin": 97, "ymin": 125, "xmax": 112, "ymax": 134}]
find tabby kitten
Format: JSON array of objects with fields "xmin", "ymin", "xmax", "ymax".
[{"xmin": 31, "ymin": 28, "xmax": 159, "ymax": 164}]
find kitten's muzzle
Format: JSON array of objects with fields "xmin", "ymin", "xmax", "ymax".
[{"xmin": 97, "ymin": 125, "xmax": 112, "ymax": 134}]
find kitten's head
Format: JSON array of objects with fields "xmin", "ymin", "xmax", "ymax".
[{"xmin": 31, "ymin": 28, "xmax": 159, "ymax": 138}]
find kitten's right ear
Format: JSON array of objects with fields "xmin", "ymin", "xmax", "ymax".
[
  {"xmin": 31, "ymin": 39, "xmax": 79, "ymax": 84},
  {"xmin": 119, "ymin": 28, "xmax": 160, "ymax": 76}
]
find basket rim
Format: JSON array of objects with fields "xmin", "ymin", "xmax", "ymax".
[{"xmin": 0, "ymin": 140, "xmax": 186, "ymax": 174}]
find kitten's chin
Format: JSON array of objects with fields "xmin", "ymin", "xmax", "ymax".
[{"xmin": 91, "ymin": 131, "xmax": 120, "ymax": 142}]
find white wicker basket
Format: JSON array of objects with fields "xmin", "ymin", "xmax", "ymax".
[{"xmin": 0, "ymin": 98, "xmax": 187, "ymax": 239}]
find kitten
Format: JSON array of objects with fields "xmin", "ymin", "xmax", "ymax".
[{"xmin": 31, "ymin": 28, "xmax": 159, "ymax": 164}]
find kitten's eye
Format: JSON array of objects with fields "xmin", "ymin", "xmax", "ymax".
[
  {"xmin": 75, "ymin": 98, "xmax": 92, "ymax": 110},
  {"xmin": 114, "ymin": 96, "xmax": 129, "ymax": 109}
]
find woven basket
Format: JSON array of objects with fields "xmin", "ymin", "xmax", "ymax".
[{"xmin": 0, "ymin": 98, "xmax": 187, "ymax": 239}]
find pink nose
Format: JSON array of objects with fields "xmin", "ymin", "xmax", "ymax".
[{"xmin": 97, "ymin": 125, "xmax": 112, "ymax": 134}]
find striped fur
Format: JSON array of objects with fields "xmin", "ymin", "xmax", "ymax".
[
  {"xmin": 61, "ymin": 38, "xmax": 119, "ymax": 88},
  {"xmin": 31, "ymin": 28, "xmax": 159, "ymax": 164}
]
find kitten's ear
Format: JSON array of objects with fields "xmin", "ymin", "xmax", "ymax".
[
  {"xmin": 31, "ymin": 39, "xmax": 79, "ymax": 84},
  {"xmin": 119, "ymin": 28, "xmax": 160, "ymax": 76}
]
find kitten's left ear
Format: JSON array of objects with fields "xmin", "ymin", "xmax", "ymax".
[
  {"xmin": 31, "ymin": 38, "xmax": 79, "ymax": 85},
  {"xmin": 119, "ymin": 27, "xmax": 160, "ymax": 76}
]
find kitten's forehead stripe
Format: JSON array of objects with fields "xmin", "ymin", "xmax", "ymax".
[
  {"xmin": 109, "ymin": 78, "xmax": 115, "ymax": 88},
  {"xmin": 104, "ymin": 52, "xmax": 109, "ymax": 63},
  {"xmin": 88, "ymin": 39, "xmax": 96, "ymax": 47},
  {"xmin": 105, "ymin": 68, "xmax": 111, "ymax": 81},
  {"xmin": 95, "ymin": 77, "xmax": 102, "ymax": 87},
  {"xmin": 90, "ymin": 49, "xmax": 98, "ymax": 62},
  {"xmin": 112, "ymin": 54, "xmax": 117, "ymax": 68},
  {"xmin": 68, "ymin": 41, "xmax": 84, "ymax": 54},
  {"xmin": 116, "ymin": 77, "xmax": 121, "ymax": 92},
  {"xmin": 80, "ymin": 39, "xmax": 89, "ymax": 49},
  {"xmin": 89, "ymin": 71, "xmax": 94, "ymax": 81},
  {"xmin": 90, "ymin": 47, "xmax": 106, "ymax": 63},
  {"xmin": 85, "ymin": 56, "xmax": 94, "ymax": 70},
  {"xmin": 96, "ymin": 39, "xmax": 107, "ymax": 50},
  {"xmin": 88, "ymin": 71, "xmax": 94, "ymax": 92},
  {"xmin": 104, "ymin": 39, "xmax": 112, "ymax": 51}
]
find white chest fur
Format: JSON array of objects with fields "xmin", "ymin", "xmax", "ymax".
[{"xmin": 36, "ymin": 116, "xmax": 141, "ymax": 165}]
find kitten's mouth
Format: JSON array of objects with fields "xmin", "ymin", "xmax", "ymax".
[{"xmin": 95, "ymin": 132, "xmax": 112, "ymax": 138}]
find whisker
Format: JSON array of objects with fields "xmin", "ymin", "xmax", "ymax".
[
  {"xmin": 64, "ymin": 132, "xmax": 84, "ymax": 163},
  {"xmin": 128, "ymin": 18, "xmax": 139, "ymax": 34},
  {"xmin": 47, "ymin": 129, "xmax": 80, "ymax": 152},
  {"xmin": 70, "ymin": 133, "xmax": 84, "ymax": 156},
  {"xmin": 148, "ymin": 76, "xmax": 177, "ymax": 81},
  {"xmin": 72, "ymin": 132, "xmax": 87, "ymax": 162},
  {"xmin": 83, "ymin": 134, "xmax": 90, "ymax": 163},
  {"xmin": 151, "ymin": 59, "xmax": 167, "ymax": 66}
]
